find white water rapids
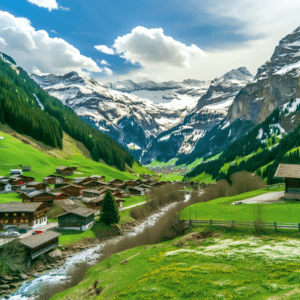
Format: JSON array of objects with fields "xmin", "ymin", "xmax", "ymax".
[{"xmin": 4, "ymin": 194, "xmax": 191, "ymax": 300}]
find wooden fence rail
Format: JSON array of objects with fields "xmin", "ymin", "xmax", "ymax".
[{"xmin": 184, "ymin": 219, "xmax": 300, "ymax": 232}]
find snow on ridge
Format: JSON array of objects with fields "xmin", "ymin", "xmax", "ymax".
[
  {"xmin": 33, "ymin": 94, "xmax": 44, "ymax": 110},
  {"xmin": 274, "ymin": 61, "xmax": 300, "ymax": 75},
  {"xmin": 282, "ymin": 98, "xmax": 300, "ymax": 116},
  {"xmin": 257, "ymin": 128, "xmax": 263, "ymax": 140},
  {"xmin": 127, "ymin": 143, "xmax": 142, "ymax": 150}
]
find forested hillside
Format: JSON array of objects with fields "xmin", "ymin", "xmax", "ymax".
[
  {"xmin": 0, "ymin": 53, "xmax": 134, "ymax": 171},
  {"xmin": 184, "ymin": 98, "xmax": 300, "ymax": 184}
]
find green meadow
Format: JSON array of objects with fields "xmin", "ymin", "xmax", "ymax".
[
  {"xmin": 179, "ymin": 187, "xmax": 300, "ymax": 224},
  {"xmin": 51, "ymin": 226, "xmax": 300, "ymax": 300},
  {"xmin": 0, "ymin": 125, "xmax": 150, "ymax": 182}
]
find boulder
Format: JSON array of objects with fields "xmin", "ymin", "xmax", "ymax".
[{"xmin": 47, "ymin": 249, "xmax": 63, "ymax": 262}]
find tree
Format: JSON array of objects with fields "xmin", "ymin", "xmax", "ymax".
[{"xmin": 100, "ymin": 190, "xmax": 120, "ymax": 225}]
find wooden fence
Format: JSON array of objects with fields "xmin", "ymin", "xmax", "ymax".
[{"xmin": 184, "ymin": 219, "xmax": 300, "ymax": 232}]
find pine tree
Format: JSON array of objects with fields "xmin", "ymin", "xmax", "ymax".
[{"xmin": 99, "ymin": 190, "xmax": 120, "ymax": 225}]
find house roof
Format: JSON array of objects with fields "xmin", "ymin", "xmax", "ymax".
[
  {"xmin": 23, "ymin": 191, "xmax": 54, "ymax": 198},
  {"xmin": 19, "ymin": 231, "xmax": 61, "ymax": 249},
  {"xmin": 82, "ymin": 189, "xmax": 102, "ymax": 194},
  {"xmin": 57, "ymin": 207, "xmax": 96, "ymax": 218},
  {"xmin": 27, "ymin": 182, "xmax": 46, "ymax": 186},
  {"xmin": 0, "ymin": 202, "xmax": 42, "ymax": 212},
  {"xmin": 61, "ymin": 184, "xmax": 82, "ymax": 190},
  {"xmin": 56, "ymin": 166, "xmax": 70, "ymax": 171},
  {"xmin": 274, "ymin": 164, "xmax": 300, "ymax": 179}
]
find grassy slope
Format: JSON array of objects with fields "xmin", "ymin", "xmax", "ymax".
[
  {"xmin": 122, "ymin": 195, "xmax": 147, "ymax": 207},
  {"xmin": 51, "ymin": 227, "xmax": 300, "ymax": 300},
  {"xmin": 0, "ymin": 125, "xmax": 142, "ymax": 182},
  {"xmin": 178, "ymin": 187, "xmax": 300, "ymax": 223}
]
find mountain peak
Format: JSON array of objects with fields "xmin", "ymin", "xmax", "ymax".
[{"xmin": 221, "ymin": 67, "xmax": 253, "ymax": 82}]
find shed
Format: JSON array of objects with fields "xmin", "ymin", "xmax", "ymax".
[
  {"xmin": 56, "ymin": 207, "xmax": 96, "ymax": 231},
  {"xmin": 19, "ymin": 231, "xmax": 61, "ymax": 260},
  {"xmin": 26, "ymin": 182, "xmax": 48, "ymax": 191},
  {"xmin": 21, "ymin": 190, "xmax": 55, "ymax": 205},
  {"xmin": 22, "ymin": 166, "xmax": 31, "ymax": 171},
  {"xmin": 274, "ymin": 163, "xmax": 300, "ymax": 199},
  {"xmin": 128, "ymin": 187, "xmax": 145, "ymax": 196},
  {"xmin": 10, "ymin": 169, "xmax": 22, "ymax": 175},
  {"xmin": 56, "ymin": 166, "xmax": 73, "ymax": 176},
  {"xmin": 60, "ymin": 184, "xmax": 82, "ymax": 197}
]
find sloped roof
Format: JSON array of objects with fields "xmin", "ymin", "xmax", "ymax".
[
  {"xmin": 0, "ymin": 202, "xmax": 42, "ymax": 212},
  {"xmin": 19, "ymin": 231, "xmax": 61, "ymax": 249},
  {"xmin": 56, "ymin": 207, "xmax": 96, "ymax": 218},
  {"xmin": 274, "ymin": 164, "xmax": 300, "ymax": 179}
]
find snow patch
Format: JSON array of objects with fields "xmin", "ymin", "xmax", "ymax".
[{"xmin": 33, "ymin": 94, "xmax": 44, "ymax": 110}]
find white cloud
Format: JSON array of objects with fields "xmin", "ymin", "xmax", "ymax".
[
  {"xmin": 26, "ymin": 0, "xmax": 59, "ymax": 11},
  {"xmin": 0, "ymin": 11, "xmax": 101, "ymax": 75},
  {"xmin": 112, "ymin": 26, "xmax": 205, "ymax": 68},
  {"xmin": 94, "ymin": 45, "xmax": 115, "ymax": 55},
  {"xmin": 99, "ymin": 59, "xmax": 110, "ymax": 65},
  {"xmin": 103, "ymin": 67, "xmax": 113, "ymax": 76},
  {"xmin": 0, "ymin": 37, "xmax": 7, "ymax": 46}
]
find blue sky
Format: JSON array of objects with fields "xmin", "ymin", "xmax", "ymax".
[{"xmin": 0, "ymin": 0, "xmax": 299, "ymax": 82}]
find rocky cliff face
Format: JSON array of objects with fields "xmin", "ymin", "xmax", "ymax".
[{"xmin": 228, "ymin": 26, "xmax": 300, "ymax": 125}]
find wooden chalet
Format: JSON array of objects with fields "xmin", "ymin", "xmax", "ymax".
[
  {"xmin": 26, "ymin": 182, "xmax": 48, "ymax": 191},
  {"xmin": 128, "ymin": 187, "xmax": 145, "ymax": 196},
  {"xmin": 60, "ymin": 184, "xmax": 82, "ymax": 197},
  {"xmin": 43, "ymin": 175, "xmax": 69, "ymax": 185},
  {"xmin": 50, "ymin": 192, "xmax": 70, "ymax": 200},
  {"xmin": 81, "ymin": 180, "xmax": 104, "ymax": 189},
  {"xmin": 109, "ymin": 179, "xmax": 123, "ymax": 185},
  {"xmin": 82, "ymin": 189, "xmax": 103, "ymax": 198},
  {"xmin": 9, "ymin": 175, "xmax": 34, "ymax": 184},
  {"xmin": 72, "ymin": 177, "xmax": 94, "ymax": 186},
  {"xmin": 56, "ymin": 207, "xmax": 96, "ymax": 231},
  {"xmin": 82, "ymin": 194, "xmax": 124, "ymax": 210},
  {"xmin": 56, "ymin": 166, "xmax": 74, "ymax": 176},
  {"xmin": 0, "ymin": 202, "xmax": 49, "ymax": 230},
  {"xmin": 124, "ymin": 180, "xmax": 135, "ymax": 187},
  {"xmin": 54, "ymin": 182, "xmax": 69, "ymax": 189},
  {"xmin": 19, "ymin": 231, "xmax": 61, "ymax": 260},
  {"xmin": 21, "ymin": 191, "xmax": 55, "ymax": 205},
  {"xmin": 274, "ymin": 164, "xmax": 300, "ymax": 199},
  {"xmin": 89, "ymin": 175, "xmax": 105, "ymax": 181}
]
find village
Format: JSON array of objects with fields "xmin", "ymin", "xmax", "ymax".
[{"xmin": 0, "ymin": 165, "xmax": 178, "ymax": 262}]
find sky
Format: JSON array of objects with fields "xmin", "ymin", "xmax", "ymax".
[{"xmin": 0, "ymin": 0, "xmax": 300, "ymax": 83}]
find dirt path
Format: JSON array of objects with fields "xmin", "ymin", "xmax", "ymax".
[
  {"xmin": 232, "ymin": 191, "xmax": 285, "ymax": 205},
  {"xmin": 120, "ymin": 201, "xmax": 146, "ymax": 211}
]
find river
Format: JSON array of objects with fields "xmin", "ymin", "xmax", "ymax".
[{"xmin": 4, "ymin": 194, "xmax": 190, "ymax": 300}]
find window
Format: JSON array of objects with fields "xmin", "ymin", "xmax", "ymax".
[
  {"xmin": 5, "ymin": 213, "xmax": 8, "ymax": 217},
  {"xmin": 21, "ymin": 213, "xmax": 25, "ymax": 216},
  {"xmin": 13, "ymin": 213, "xmax": 17, "ymax": 217}
]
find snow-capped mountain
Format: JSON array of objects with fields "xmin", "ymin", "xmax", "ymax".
[
  {"xmin": 227, "ymin": 26, "xmax": 300, "ymax": 125},
  {"xmin": 31, "ymin": 72, "xmax": 208, "ymax": 156},
  {"xmin": 140, "ymin": 67, "xmax": 253, "ymax": 164},
  {"xmin": 180, "ymin": 26, "xmax": 300, "ymax": 166}
]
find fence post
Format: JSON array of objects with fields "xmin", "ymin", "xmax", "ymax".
[
  {"xmin": 189, "ymin": 219, "xmax": 192, "ymax": 227},
  {"xmin": 274, "ymin": 222, "xmax": 277, "ymax": 232},
  {"xmin": 298, "ymin": 223, "xmax": 300, "ymax": 234},
  {"xmin": 209, "ymin": 219, "xmax": 213, "ymax": 229},
  {"xmin": 231, "ymin": 220, "xmax": 235, "ymax": 229}
]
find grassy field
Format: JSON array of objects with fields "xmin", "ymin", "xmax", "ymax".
[
  {"xmin": 122, "ymin": 195, "xmax": 147, "ymax": 207},
  {"xmin": 157, "ymin": 174, "xmax": 184, "ymax": 181},
  {"xmin": 178, "ymin": 187, "xmax": 300, "ymax": 223},
  {"xmin": 51, "ymin": 226, "xmax": 300, "ymax": 300},
  {"xmin": 0, "ymin": 125, "xmax": 151, "ymax": 182},
  {"xmin": 190, "ymin": 171, "xmax": 215, "ymax": 183},
  {"xmin": 0, "ymin": 193, "xmax": 22, "ymax": 204}
]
